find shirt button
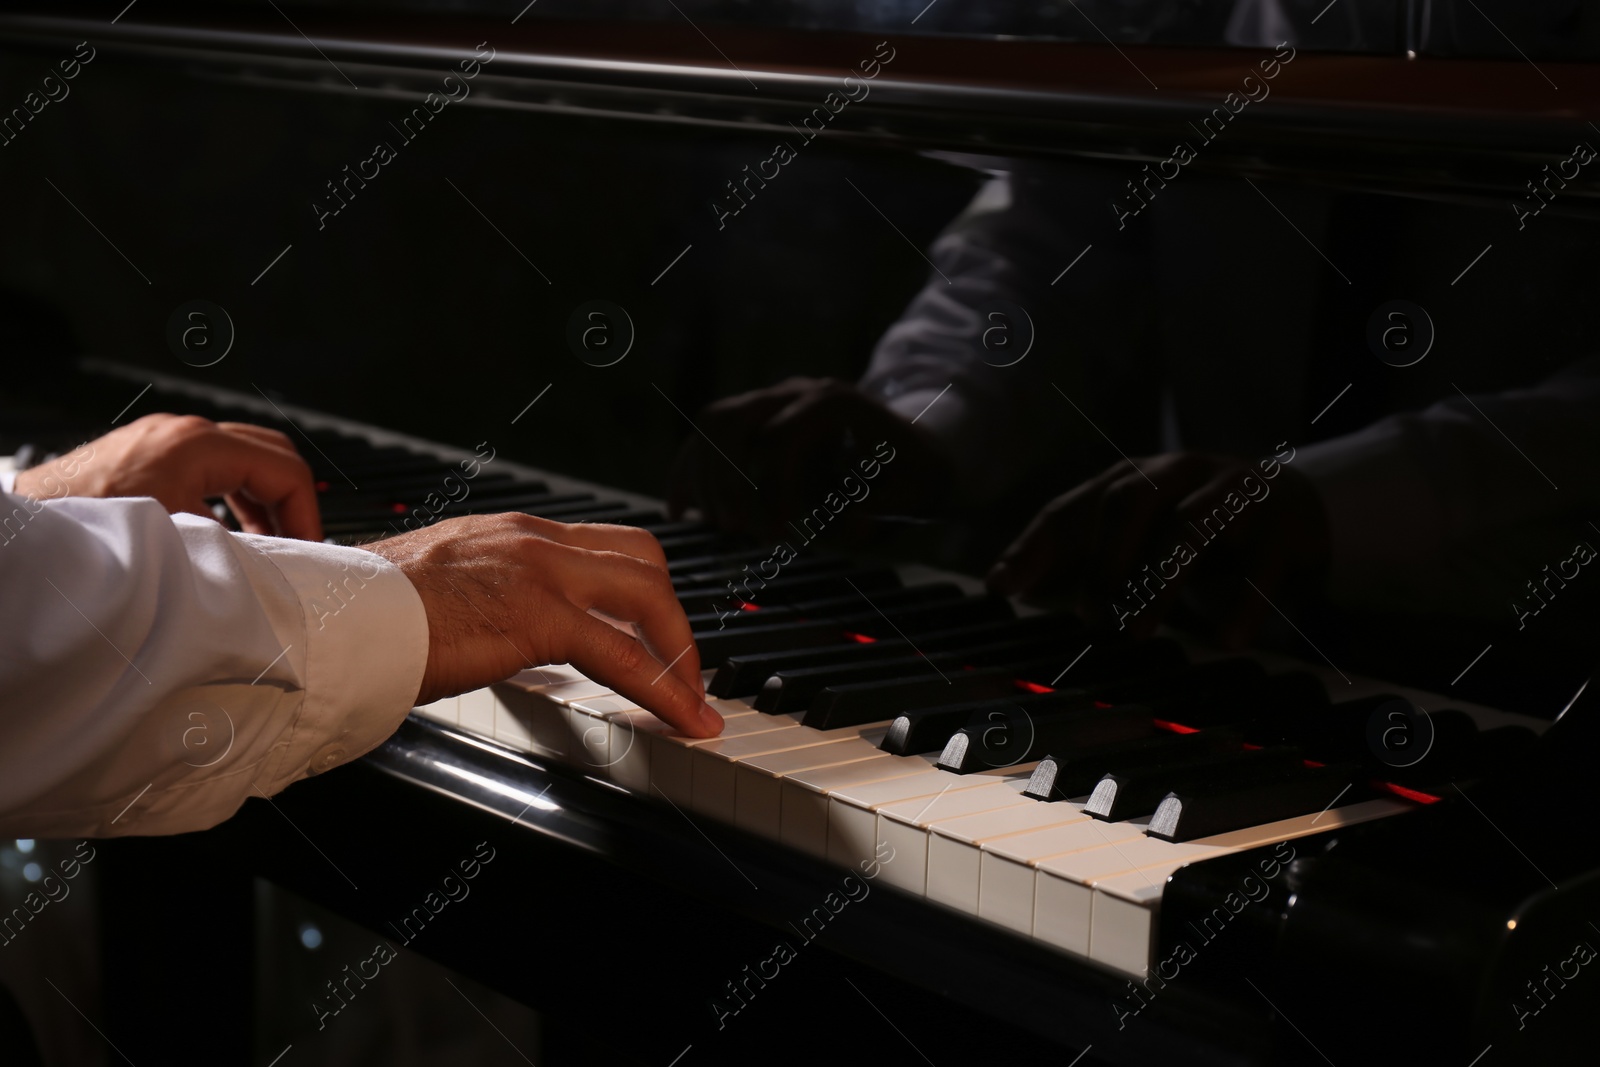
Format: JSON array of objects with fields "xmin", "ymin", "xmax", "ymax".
[{"xmin": 308, "ymin": 745, "xmax": 346, "ymax": 774}]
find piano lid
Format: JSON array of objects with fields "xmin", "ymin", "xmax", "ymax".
[
  {"xmin": 195, "ymin": 1, "xmax": 1600, "ymax": 63},
  {"xmin": 5, "ymin": 2, "xmax": 1600, "ymax": 199}
]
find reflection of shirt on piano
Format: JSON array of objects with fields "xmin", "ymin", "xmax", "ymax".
[
  {"xmin": 0, "ymin": 474, "xmax": 427, "ymax": 837},
  {"xmin": 860, "ymin": 169, "xmax": 1600, "ymax": 622}
]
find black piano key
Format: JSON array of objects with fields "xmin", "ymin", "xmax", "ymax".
[
  {"xmin": 882, "ymin": 704, "xmax": 995, "ymax": 756},
  {"xmin": 1147, "ymin": 761, "xmax": 1371, "ymax": 842},
  {"xmin": 686, "ymin": 583, "xmax": 964, "ymax": 631},
  {"xmin": 545, "ymin": 508, "xmax": 671, "ymax": 527},
  {"xmin": 656, "ymin": 532, "xmax": 754, "ymax": 559},
  {"xmin": 319, "ymin": 468, "xmax": 527, "ymax": 493},
  {"xmin": 881, "ymin": 691, "xmax": 1123, "ymax": 756},
  {"xmin": 802, "ymin": 639, "xmax": 1187, "ymax": 730},
  {"xmin": 1023, "ymin": 727, "xmax": 1248, "ymax": 800},
  {"xmin": 755, "ymin": 633, "xmax": 1084, "ymax": 715},
  {"xmin": 1085, "ymin": 746, "xmax": 1307, "ymax": 821},
  {"xmin": 318, "ymin": 491, "xmax": 599, "ymax": 524},
  {"xmin": 709, "ymin": 612, "xmax": 1083, "ymax": 698},
  {"xmin": 1383, "ymin": 725, "xmax": 1536, "ymax": 790},
  {"xmin": 676, "ymin": 568, "xmax": 902, "ymax": 615},
  {"xmin": 631, "ymin": 519, "xmax": 709, "ymax": 537},
  {"xmin": 934, "ymin": 700, "xmax": 1177, "ymax": 767},
  {"xmin": 671, "ymin": 556, "xmax": 853, "ymax": 589},
  {"xmin": 1141, "ymin": 670, "xmax": 1329, "ymax": 730},
  {"xmin": 693, "ymin": 596, "xmax": 1013, "ymax": 668}
]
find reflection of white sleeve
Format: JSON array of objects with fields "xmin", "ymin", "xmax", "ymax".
[
  {"xmin": 860, "ymin": 173, "xmax": 1140, "ymax": 504},
  {"xmin": 1295, "ymin": 357, "xmax": 1600, "ymax": 617},
  {"xmin": 0, "ymin": 489, "xmax": 428, "ymax": 838}
]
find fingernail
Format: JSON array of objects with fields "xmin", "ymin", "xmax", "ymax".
[{"xmin": 698, "ymin": 703, "xmax": 725, "ymax": 736}]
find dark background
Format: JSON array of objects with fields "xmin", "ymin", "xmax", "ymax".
[{"xmin": 0, "ymin": 39, "xmax": 978, "ymax": 493}]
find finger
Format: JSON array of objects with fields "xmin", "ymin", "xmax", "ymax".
[
  {"xmin": 553, "ymin": 602, "xmax": 721, "ymax": 737},
  {"xmin": 216, "ymin": 421, "xmax": 300, "ymax": 456},
  {"xmin": 201, "ymin": 435, "xmax": 323, "ymax": 542},
  {"xmin": 545, "ymin": 544, "xmax": 704, "ymax": 698},
  {"xmin": 223, "ymin": 491, "xmax": 275, "ymax": 535}
]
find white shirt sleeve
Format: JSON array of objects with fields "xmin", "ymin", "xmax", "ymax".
[
  {"xmin": 1294, "ymin": 356, "xmax": 1600, "ymax": 619},
  {"xmin": 0, "ymin": 487, "xmax": 429, "ymax": 838},
  {"xmin": 858, "ymin": 171, "xmax": 1160, "ymax": 506}
]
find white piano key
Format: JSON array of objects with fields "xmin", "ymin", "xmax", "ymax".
[
  {"xmin": 413, "ymin": 695, "xmax": 458, "ymax": 727},
  {"xmin": 874, "ymin": 781, "xmax": 1036, "ymax": 894},
  {"xmin": 569, "ymin": 694, "xmax": 641, "ymax": 717},
  {"xmin": 565, "ymin": 696, "xmax": 655, "ymax": 790},
  {"xmin": 925, "ymin": 801, "xmax": 1095, "ymax": 914},
  {"xmin": 1080, "ymin": 798, "xmax": 1410, "ymax": 975},
  {"xmin": 776, "ymin": 756, "xmax": 914, "ymax": 857},
  {"xmin": 690, "ymin": 729, "xmax": 813, "ymax": 821},
  {"xmin": 733, "ymin": 739, "xmax": 888, "ymax": 837},
  {"xmin": 826, "ymin": 769, "xmax": 994, "ymax": 871},
  {"xmin": 498, "ymin": 664, "xmax": 588, "ymax": 692},
  {"xmin": 606, "ymin": 712, "xmax": 653, "ymax": 792},
  {"xmin": 532, "ymin": 678, "xmax": 617, "ymax": 705},
  {"xmin": 458, "ymin": 687, "xmax": 496, "ymax": 736},
  {"xmin": 1081, "ymin": 878, "xmax": 1164, "ymax": 976},
  {"xmin": 648, "ymin": 732, "xmax": 696, "ymax": 804},
  {"xmin": 563, "ymin": 705, "xmax": 613, "ymax": 775},
  {"xmin": 977, "ymin": 819, "xmax": 1147, "ymax": 936},
  {"xmin": 490, "ymin": 682, "xmax": 572, "ymax": 758},
  {"xmin": 691, "ymin": 721, "xmax": 890, "ymax": 823}
]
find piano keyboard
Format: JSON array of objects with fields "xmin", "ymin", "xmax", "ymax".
[{"xmin": 60, "ymin": 363, "xmax": 1547, "ymax": 982}]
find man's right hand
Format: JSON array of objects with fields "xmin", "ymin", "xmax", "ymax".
[
  {"xmin": 666, "ymin": 377, "xmax": 953, "ymax": 538},
  {"xmin": 365, "ymin": 513, "xmax": 724, "ymax": 738}
]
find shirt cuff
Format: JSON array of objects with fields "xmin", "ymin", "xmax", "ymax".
[{"xmin": 235, "ymin": 534, "xmax": 429, "ymax": 792}]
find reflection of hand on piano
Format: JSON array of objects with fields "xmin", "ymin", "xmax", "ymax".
[
  {"xmin": 12, "ymin": 412, "xmax": 324, "ymax": 541},
  {"xmin": 366, "ymin": 513, "xmax": 726, "ymax": 737},
  {"xmin": 666, "ymin": 376, "xmax": 953, "ymax": 539},
  {"xmin": 987, "ymin": 450, "xmax": 1330, "ymax": 647}
]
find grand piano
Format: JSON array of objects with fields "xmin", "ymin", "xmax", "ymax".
[{"xmin": 1, "ymin": 2, "xmax": 1599, "ymax": 1065}]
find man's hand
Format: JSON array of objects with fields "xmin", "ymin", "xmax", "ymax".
[
  {"xmin": 666, "ymin": 377, "xmax": 953, "ymax": 538},
  {"xmin": 366, "ymin": 513, "xmax": 724, "ymax": 738},
  {"xmin": 12, "ymin": 413, "xmax": 322, "ymax": 541},
  {"xmin": 986, "ymin": 451, "xmax": 1330, "ymax": 647}
]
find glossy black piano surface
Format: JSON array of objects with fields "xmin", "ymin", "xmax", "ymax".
[{"xmin": 3, "ymin": 2, "xmax": 1600, "ymax": 1065}]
